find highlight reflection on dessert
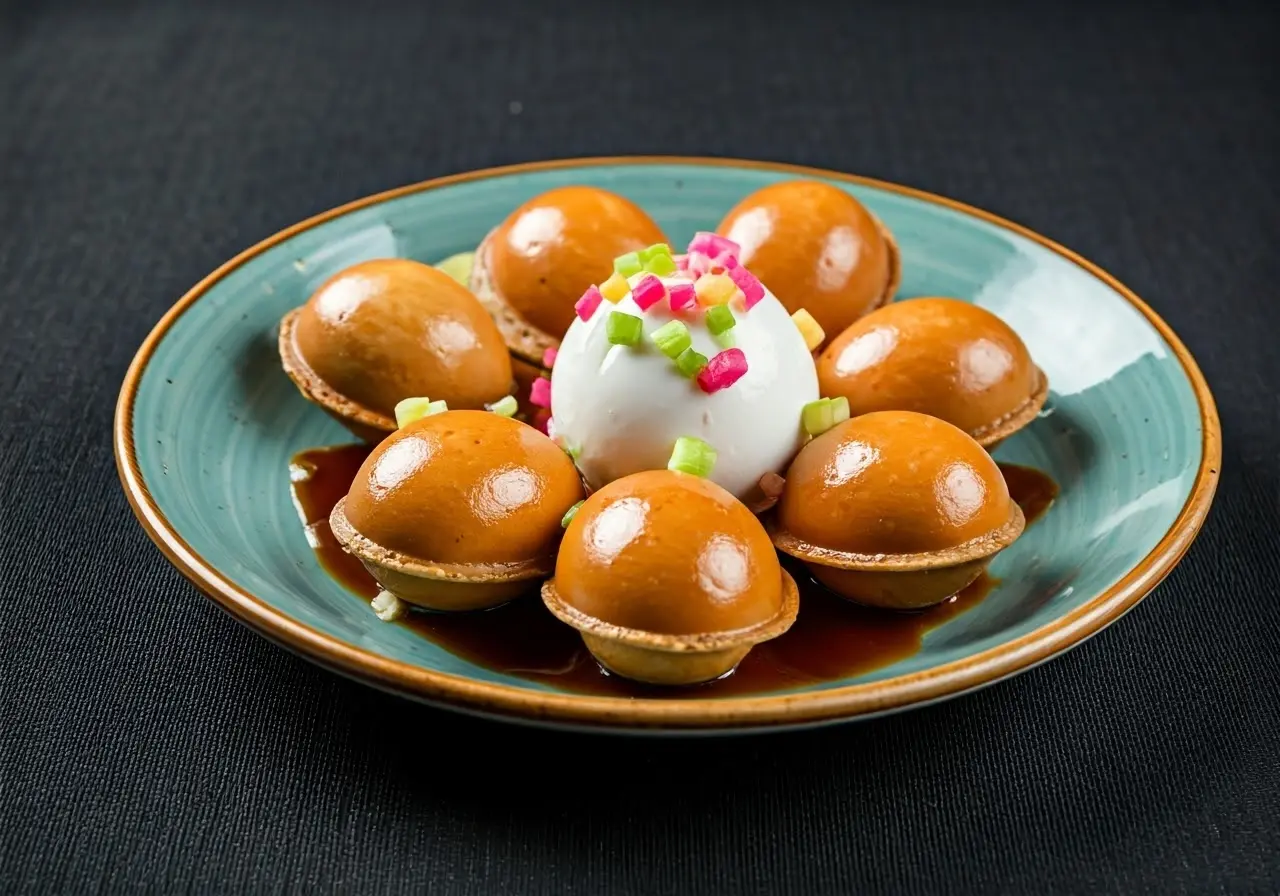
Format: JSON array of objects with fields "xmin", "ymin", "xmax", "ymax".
[{"xmin": 277, "ymin": 180, "xmax": 1058, "ymax": 693}]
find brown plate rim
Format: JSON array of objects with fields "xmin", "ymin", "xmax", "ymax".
[{"xmin": 113, "ymin": 155, "xmax": 1223, "ymax": 732}]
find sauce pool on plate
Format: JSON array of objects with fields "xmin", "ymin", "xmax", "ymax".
[{"xmin": 288, "ymin": 444, "xmax": 1058, "ymax": 698}]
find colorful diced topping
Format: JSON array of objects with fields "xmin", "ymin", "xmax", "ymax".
[
  {"xmin": 713, "ymin": 252, "xmax": 740, "ymax": 271},
  {"xmin": 639, "ymin": 243, "xmax": 668, "ymax": 263},
  {"xmin": 802, "ymin": 397, "xmax": 849, "ymax": 435},
  {"xmin": 613, "ymin": 251, "xmax": 643, "ymax": 277},
  {"xmin": 650, "ymin": 320, "xmax": 692, "ymax": 359},
  {"xmin": 667, "ymin": 436, "xmax": 718, "ymax": 478},
  {"xmin": 394, "ymin": 396, "xmax": 447, "ymax": 428},
  {"xmin": 688, "ymin": 232, "xmax": 741, "ymax": 260},
  {"xmin": 645, "ymin": 252, "xmax": 676, "ymax": 277},
  {"xmin": 712, "ymin": 328, "xmax": 737, "ymax": 349},
  {"xmin": 728, "ymin": 265, "xmax": 765, "ymax": 308},
  {"xmin": 674, "ymin": 254, "xmax": 689, "ymax": 271},
  {"xmin": 631, "ymin": 274, "xmax": 667, "ymax": 311},
  {"xmin": 668, "ymin": 282, "xmax": 696, "ymax": 312},
  {"xmin": 759, "ymin": 472, "xmax": 786, "ymax": 499},
  {"xmin": 561, "ymin": 499, "xmax": 584, "ymax": 528},
  {"xmin": 695, "ymin": 348, "xmax": 748, "ymax": 393},
  {"xmin": 674, "ymin": 347, "xmax": 708, "ymax": 378},
  {"xmin": 801, "ymin": 399, "xmax": 833, "ymax": 435},
  {"xmin": 600, "ymin": 272, "xmax": 630, "ymax": 302},
  {"xmin": 791, "ymin": 308, "xmax": 825, "ymax": 350},
  {"xmin": 575, "ymin": 286, "xmax": 604, "ymax": 321},
  {"xmin": 529, "ymin": 376, "xmax": 552, "ymax": 408},
  {"xmin": 694, "ymin": 273, "xmax": 739, "ymax": 306},
  {"xmin": 542, "ymin": 347, "xmax": 558, "ymax": 368},
  {"xmin": 434, "ymin": 251, "xmax": 475, "ymax": 287},
  {"xmin": 486, "ymin": 395, "xmax": 518, "ymax": 417},
  {"xmin": 831, "ymin": 395, "xmax": 851, "ymax": 425},
  {"xmin": 606, "ymin": 310, "xmax": 643, "ymax": 345},
  {"xmin": 705, "ymin": 305, "xmax": 736, "ymax": 335},
  {"xmin": 639, "ymin": 243, "xmax": 677, "ymax": 276}
]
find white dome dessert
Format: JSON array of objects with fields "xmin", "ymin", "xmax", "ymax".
[{"xmin": 547, "ymin": 236, "xmax": 820, "ymax": 505}]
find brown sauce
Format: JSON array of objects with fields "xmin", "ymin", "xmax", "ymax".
[{"xmin": 289, "ymin": 445, "xmax": 1058, "ymax": 697}]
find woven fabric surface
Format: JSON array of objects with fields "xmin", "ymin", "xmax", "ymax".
[{"xmin": 2, "ymin": 1, "xmax": 1277, "ymax": 893}]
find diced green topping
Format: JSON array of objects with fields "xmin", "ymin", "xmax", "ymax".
[
  {"xmin": 486, "ymin": 395, "xmax": 518, "ymax": 417},
  {"xmin": 705, "ymin": 304, "xmax": 736, "ymax": 335},
  {"xmin": 613, "ymin": 252, "xmax": 643, "ymax": 277},
  {"xmin": 668, "ymin": 436, "xmax": 717, "ymax": 477},
  {"xmin": 674, "ymin": 348, "xmax": 708, "ymax": 378},
  {"xmin": 394, "ymin": 396, "xmax": 447, "ymax": 428},
  {"xmin": 650, "ymin": 320, "xmax": 692, "ymax": 359},
  {"xmin": 831, "ymin": 396, "xmax": 851, "ymax": 425},
  {"xmin": 606, "ymin": 310, "xmax": 643, "ymax": 345},
  {"xmin": 434, "ymin": 251, "xmax": 475, "ymax": 286},
  {"xmin": 644, "ymin": 253, "xmax": 677, "ymax": 276},
  {"xmin": 561, "ymin": 499, "xmax": 585, "ymax": 528},
  {"xmin": 640, "ymin": 243, "xmax": 677, "ymax": 276},
  {"xmin": 802, "ymin": 398, "xmax": 839, "ymax": 436},
  {"xmin": 638, "ymin": 243, "xmax": 670, "ymax": 264},
  {"xmin": 712, "ymin": 328, "xmax": 737, "ymax": 349}
]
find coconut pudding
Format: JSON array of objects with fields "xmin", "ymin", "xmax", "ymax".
[{"xmin": 544, "ymin": 234, "xmax": 822, "ymax": 507}]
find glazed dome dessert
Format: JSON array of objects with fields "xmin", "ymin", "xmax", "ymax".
[
  {"xmin": 469, "ymin": 186, "xmax": 668, "ymax": 364},
  {"xmin": 546, "ymin": 234, "xmax": 820, "ymax": 506},
  {"xmin": 279, "ymin": 258, "xmax": 514, "ymax": 442},
  {"xmin": 543, "ymin": 469, "xmax": 799, "ymax": 685},
  {"xmin": 715, "ymin": 179, "xmax": 899, "ymax": 349},
  {"xmin": 329, "ymin": 408, "xmax": 585, "ymax": 612},
  {"xmin": 817, "ymin": 297, "xmax": 1048, "ymax": 447},
  {"xmin": 770, "ymin": 410, "xmax": 1025, "ymax": 610}
]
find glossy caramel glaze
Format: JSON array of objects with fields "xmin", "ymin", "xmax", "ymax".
[
  {"xmin": 292, "ymin": 445, "xmax": 1057, "ymax": 696},
  {"xmin": 554, "ymin": 470, "xmax": 784, "ymax": 636},
  {"xmin": 817, "ymin": 297, "xmax": 1044, "ymax": 438},
  {"xmin": 485, "ymin": 186, "xmax": 667, "ymax": 339},
  {"xmin": 777, "ymin": 411, "xmax": 1014, "ymax": 557},
  {"xmin": 292, "ymin": 258, "xmax": 513, "ymax": 417},
  {"xmin": 343, "ymin": 410, "xmax": 584, "ymax": 566},
  {"xmin": 716, "ymin": 179, "xmax": 893, "ymax": 340}
]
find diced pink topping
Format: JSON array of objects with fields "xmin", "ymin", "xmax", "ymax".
[
  {"xmin": 542, "ymin": 347, "xmax": 558, "ymax": 368},
  {"xmin": 575, "ymin": 286, "xmax": 604, "ymax": 321},
  {"xmin": 695, "ymin": 348, "xmax": 748, "ymax": 393},
  {"xmin": 674, "ymin": 254, "xmax": 689, "ymax": 270},
  {"xmin": 714, "ymin": 251, "xmax": 740, "ymax": 271},
  {"xmin": 729, "ymin": 266, "xmax": 765, "ymax": 308},
  {"xmin": 530, "ymin": 376, "xmax": 552, "ymax": 408},
  {"xmin": 688, "ymin": 231, "xmax": 741, "ymax": 260},
  {"xmin": 686, "ymin": 251, "xmax": 709, "ymax": 276},
  {"xmin": 668, "ymin": 282, "xmax": 696, "ymax": 312},
  {"xmin": 631, "ymin": 274, "xmax": 666, "ymax": 311}
]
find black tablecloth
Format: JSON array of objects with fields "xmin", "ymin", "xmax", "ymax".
[{"xmin": 3, "ymin": 1, "xmax": 1277, "ymax": 892}]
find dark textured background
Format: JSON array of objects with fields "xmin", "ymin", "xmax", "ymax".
[{"xmin": 3, "ymin": 0, "xmax": 1278, "ymax": 893}]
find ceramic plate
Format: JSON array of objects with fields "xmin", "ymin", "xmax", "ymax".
[{"xmin": 114, "ymin": 157, "xmax": 1220, "ymax": 735}]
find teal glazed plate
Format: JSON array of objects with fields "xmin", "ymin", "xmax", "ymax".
[{"xmin": 114, "ymin": 157, "xmax": 1221, "ymax": 735}]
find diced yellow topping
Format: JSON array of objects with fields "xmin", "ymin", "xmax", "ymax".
[
  {"xmin": 600, "ymin": 271, "xmax": 630, "ymax": 302},
  {"xmin": 791, "ymin": 308, "xmax": 825, "ymax": 351},
  {"xmin": 694, "ymin": 273, "xmax": 739, "ymax": 306}
]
